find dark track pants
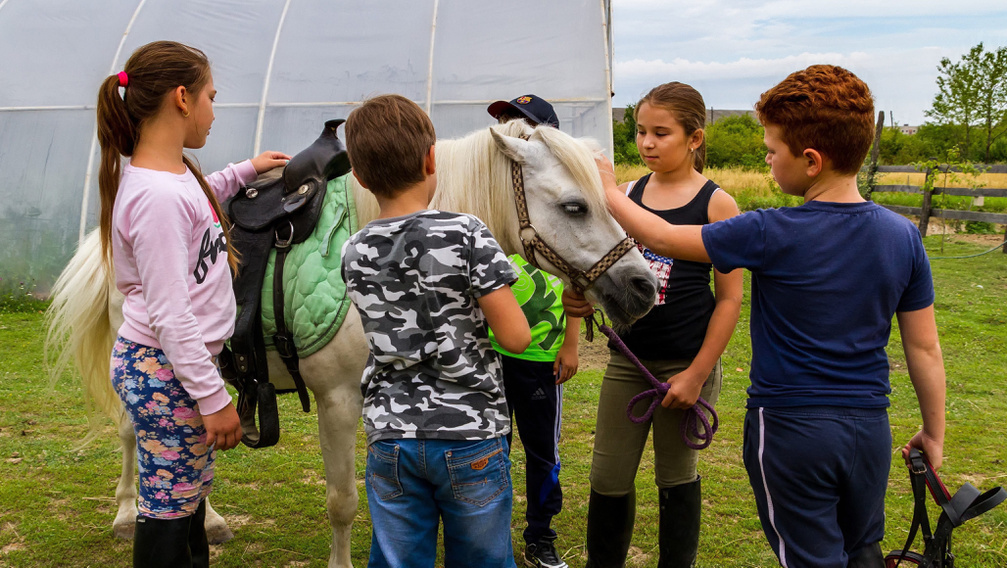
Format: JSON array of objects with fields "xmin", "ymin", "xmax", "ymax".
[
  {"xmin": 501, "ymin": 355, "xmax": 563, "ymax": 544},
  {"xmin": 743, "ymin": 406, "xmax": 891, "ymax": 568}
]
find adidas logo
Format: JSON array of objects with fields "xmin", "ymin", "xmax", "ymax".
[{"xmin": 531, "ymin": 387, "xmax": 547, "ymax": 401}]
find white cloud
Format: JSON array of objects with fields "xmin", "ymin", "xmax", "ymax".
[
  {"xmin": 614, "ymin": 0, "xmax": 1006, "ymax": 19},
  {"xmin": 616, "ymin": 52, "xmax": 874, "ymax": 81},
  {"xmin": 610, "ymin": 1, "xmax": 1007, "ymax": 124},
  {"xmin": 613, "ymin": 48, "xmax": 946, "ymax": 124}
]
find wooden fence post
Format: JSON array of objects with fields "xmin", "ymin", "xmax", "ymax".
[
  {"xmin": 865, "ymin": 111, "xmax": 884, "ymax": 200},
  {"xmin": 918, "ymin": 165, "xmax": 937, "ymax": 237}
]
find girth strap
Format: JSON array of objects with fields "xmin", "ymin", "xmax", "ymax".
[{"xmin": 271, "ymin": 225, "xmax": 312, "ymax": 414}]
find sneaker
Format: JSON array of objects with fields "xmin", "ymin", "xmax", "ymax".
[{"xmin": 524, "ymin": 535, "xmax": 568, "ymax": 568}]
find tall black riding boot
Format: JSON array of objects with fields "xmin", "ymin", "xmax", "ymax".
[
  {"xmin": 847, "ymin": 542, "xmax": 884, "ymax": 568},
  {"xmin": 189, "ymin": 500, "xmax": 210, "ymax": 568},
  {"xmin": 585, "ymin": 489, "xmax": 635, "ymax": 568},
  {"xmin": 658, "ymin": 477, "xmax": 702, "ymax": 568},
  {"xmin": 133, "ymin": 513, "xmax": 193, "ymax": 568}
]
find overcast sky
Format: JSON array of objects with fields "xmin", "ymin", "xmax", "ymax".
[{"xmin": 610, "ymin": 1, "xmax": 1007, "ymax": 126}]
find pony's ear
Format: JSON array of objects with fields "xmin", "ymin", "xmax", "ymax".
[{"xmin": 490, "ymin": 127, "xmax": 531, "ymax": 164}]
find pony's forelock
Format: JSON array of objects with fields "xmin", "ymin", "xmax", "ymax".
[{"xmin": 532, "ymin": 125, "xmax": 606, "ymax": 214}]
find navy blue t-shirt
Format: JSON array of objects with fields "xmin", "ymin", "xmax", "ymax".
[{"xmin": 701, "ymin": 201, "xmax": 934, "ymax": 409}]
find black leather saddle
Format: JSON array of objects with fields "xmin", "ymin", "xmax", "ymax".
[{"xmin": 219, "ymin": 119, "xmax": 351, "ymax": 448}]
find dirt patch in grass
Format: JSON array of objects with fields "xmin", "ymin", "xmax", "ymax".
[
  {"xmin": 1, "ymin": 522, "xmax": 25, "ymax": 556},
  {"xmin": 301, "ymin": 470, "xmax": 325, "ymax": 487},
  {"xmin": 943, "ymin": 232, "xmax": 1005, "ymax": 246},
  {"xmin": 919, "ymin": 220, "xmax": 1005, "ymax": 242},
  {"xmin": 577, "ymin": 329, "xmax": 611, "ymax": 372}
]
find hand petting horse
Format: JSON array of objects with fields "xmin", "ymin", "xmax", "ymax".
[{"xmin": 46, "ymin": 118, "xmax": 658, "ymax": 568}]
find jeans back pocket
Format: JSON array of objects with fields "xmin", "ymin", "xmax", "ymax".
[
  {"xmin": 367, "ymin": 441, "xmax": 403, "ymax": 501},
  {"xmin": 445, "ymin": 438, "xmax": 510, "ymax": 507}
]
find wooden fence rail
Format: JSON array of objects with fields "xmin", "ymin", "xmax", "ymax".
[{"xmin": 864, "ymin": 111, "xmax": 1007, "ymax": 253}]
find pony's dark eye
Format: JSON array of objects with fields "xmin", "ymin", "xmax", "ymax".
[{"xmin": 561, "ymin": 201, "xmax": 587, "ymax": 216}]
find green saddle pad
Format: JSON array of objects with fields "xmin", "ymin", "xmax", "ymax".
[{"xmin": 260, "ymin": 173, "xmax": 358, "ymax": 358}]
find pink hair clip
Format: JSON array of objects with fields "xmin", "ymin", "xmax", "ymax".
[{"xmin": 117, "ymin": 71, "xmax": 128, "ymax": 87}]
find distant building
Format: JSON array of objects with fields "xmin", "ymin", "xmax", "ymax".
[
  {"xmin": 613, "ymin": 107, "xmax": 756, "ymax": 124},
  {"xmin": 898, "ymin": 124, "xmax": 919, "ymax": 135}
]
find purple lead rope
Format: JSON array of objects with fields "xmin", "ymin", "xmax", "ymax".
[{"xmin": 595, "ymin": 322, "xmax": 719, "ymax": 450}]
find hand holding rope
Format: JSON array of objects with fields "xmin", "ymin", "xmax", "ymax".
[{"xmin": 587, "ymin": 313, "xmax": 719, "ymax": 450}]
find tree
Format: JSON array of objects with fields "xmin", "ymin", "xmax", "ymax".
[
  {"xmin": 975, "ymin": 45, "xmax": 1007, "ymax": 161},
  {"xmin": 926, "ymin": 43, "xmax": 1007, "ymax": 162},
  {"xmin": 705, "ymin": 114, "xmax": 767, "ymax": 170},
  {"xmin": 612, "ymin": 103, "xmax": 642, "ymax": 165}
]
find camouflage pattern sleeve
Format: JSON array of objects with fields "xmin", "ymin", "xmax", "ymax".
[{"xmin": 466, "ymin": 216, "xmax": 517, "ymax": 298}]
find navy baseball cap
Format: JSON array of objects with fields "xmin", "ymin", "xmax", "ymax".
[{"xmin": 487, "ymin": 94, "xmax": 560, "ymax": 128}]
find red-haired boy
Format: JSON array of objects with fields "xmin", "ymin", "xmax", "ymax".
[{"xmin": 568, "ymin": 65, "xmax": 946, "ymax": 567}]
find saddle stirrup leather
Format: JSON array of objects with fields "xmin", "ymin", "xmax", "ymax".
[{"xmin": 220, "ymin": 119, "xmax": 351, "ymax": 448}]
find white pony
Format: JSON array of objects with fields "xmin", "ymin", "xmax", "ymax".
[{"xmin": 46, "ymin": 120, "xmax": 659, "ymax": 568}]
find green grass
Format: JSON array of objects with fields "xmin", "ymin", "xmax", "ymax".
[{"xmin": 2, "ymin": 236, "xmax": 1007, "ymax": 567}]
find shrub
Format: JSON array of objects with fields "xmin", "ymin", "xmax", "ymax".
[
  {"xmin": 613, "ymin": 104, "xmax": 642, "ymax": 166},
  {"xmin": 0, "ymin": 279, "xmax": 47, "ymax": 314},
  {"xmin": 705, "ymin": 114, "xmax": 767, "ymax": 171},
  {"xmin": 964, "ymin": 220, "xmax": 998, "ymax": 234}
]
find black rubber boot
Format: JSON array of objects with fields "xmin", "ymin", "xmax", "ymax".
[
  {"xmin": 847, "ymin": 542, "xmax": 885, "ymax": 568},
  {"xmin": 658, "ymin": 477, "xmax": 702, "ymax": 568},
  {"xmin": 189, "ymin": 500, "xmax": 209, "ymax": 568},
  {"xmin": 585, "ymin": 489, "xmax": 635, "ymax": 568},
  {"xmin": 133, "ymin": 513, "xmax": 193, "ymax": 568}
]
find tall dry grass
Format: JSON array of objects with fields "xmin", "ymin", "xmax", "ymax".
[
  {"xmin": 617, "ymin": 165, "xmax": 1007, "ymax": 193},
  {"xmin": 616, "ymin": 164, "xmax": 1007, "ymax": 214},
  {"xmin": 614, "ymin": 164, "xmax": 800, "ymax": 210},
  {"xmin": 876, "ymin": 171, "xmax": 1007, "ymax": 189},
  {"xmin": 616, "ymin": 164, "xmax": 773, "ymax": 193}
]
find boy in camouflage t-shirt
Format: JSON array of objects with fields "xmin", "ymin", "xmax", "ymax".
[{"xmin": 341, "ymin": 94, "xmax": 531, "ymax": 568}]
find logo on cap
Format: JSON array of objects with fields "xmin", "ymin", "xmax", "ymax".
[{"xmin": 516, "ymin": 96, "xmax": 533, "ymax": 105}]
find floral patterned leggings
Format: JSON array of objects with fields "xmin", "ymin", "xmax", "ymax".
[{"xmin": 110, "ymin": 337, "xmax": 216, "ymax": 519}]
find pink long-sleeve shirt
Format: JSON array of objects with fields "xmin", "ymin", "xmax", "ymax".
[{"xmin": 113, "ymin": 160, "xmax": 258, "ymax": 415}]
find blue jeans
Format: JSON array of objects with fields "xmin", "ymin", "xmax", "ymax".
[{"xmin": 366, "ymin": 437, "xmax": 516, "ymax": 568}]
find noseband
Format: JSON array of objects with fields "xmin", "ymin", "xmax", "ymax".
[{"xmin": 508, "ymin": 135, "xmax": 635, "ymax": 295}]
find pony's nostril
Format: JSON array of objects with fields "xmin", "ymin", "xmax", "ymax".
[{"xmin": 631, "ymin": 275, "xmax": 657, "ymax": 297}]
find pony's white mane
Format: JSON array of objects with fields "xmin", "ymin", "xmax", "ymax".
[{"xmin": 350, "ymin": 120, "xmax": 606, "ymax": 254}]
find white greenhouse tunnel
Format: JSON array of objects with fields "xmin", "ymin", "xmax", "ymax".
[{"xmin": 0, "ymin": 0, "xmax": 614, "ymax": 292}]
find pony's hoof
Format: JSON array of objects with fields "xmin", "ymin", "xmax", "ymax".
[
  {"xmin": 113, "ymin": 522, "xmax": 135, "ymax": 540},
  {"xmin": 206, "ymin": 525, "xmax": 234, "ymax": 544}
]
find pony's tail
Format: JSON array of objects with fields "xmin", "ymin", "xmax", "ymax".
[{"xmin": 45, "ymin": 230, "xmax": 123, "ymax": 447}]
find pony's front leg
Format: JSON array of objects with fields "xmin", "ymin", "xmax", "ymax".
[
  {"xmin": 300, "ymin": 318, "xmax": 367, "ymax": 568},
  {"xmin": 112, "ymin": 415, "xmax": 138, "ymax": 539},
  {"xmin": 316, "ymin": 383, "xmax": 362, "ymax": 568}
]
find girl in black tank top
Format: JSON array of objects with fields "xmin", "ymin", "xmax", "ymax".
[
  {"xmin": 584, "ymin": 82, "xmax": 743, "ymax": 568},
  {"xmin": 616, "ymin": 173, "xmax": 721, "ymax": 360},
  {"xmin": 613, "ymin": 94, "xmax": 742, "ymax": 404}
]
